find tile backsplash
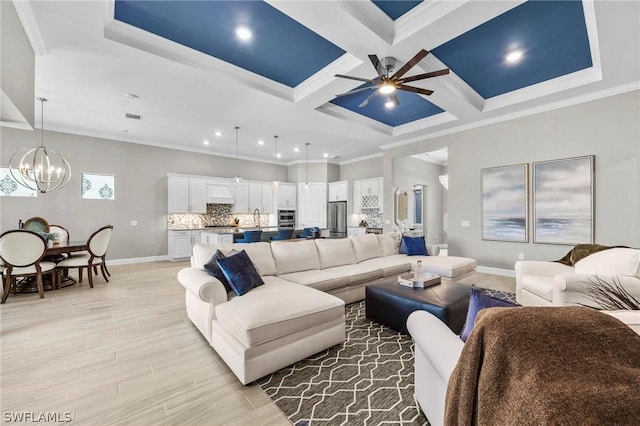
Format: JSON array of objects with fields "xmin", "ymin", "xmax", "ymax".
[{"xmin": 168, "ymin": 204, "xmax": 270, "ymax": 229}]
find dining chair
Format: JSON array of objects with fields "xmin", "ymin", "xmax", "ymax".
[
  {"xmin": 48, "ymin": 225, "xmax": 69, "ymax": 245},
  {"xmin": 0, "ymin": 230, "xmax": 57, "ymax": 303},
  {"xmin": 269, "ymin": 229, "xmax": 293, "ymax": 241},
  {"xmin": 55, "ymin": 225, "xmax": 113, "ymax": 288}
]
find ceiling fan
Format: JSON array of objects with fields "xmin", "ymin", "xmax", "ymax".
[{"xmin": 334, "ymin": 49, "xmax": 449, "ymax": 107}]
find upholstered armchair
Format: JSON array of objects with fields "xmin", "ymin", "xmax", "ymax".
[{"xmin": 516, "ymin": 247, "xmax": 640, "ymax": 308}]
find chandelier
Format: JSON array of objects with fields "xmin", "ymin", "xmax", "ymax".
[
  {"xmin": 438, "ymin": 174, "xmax": 448, "ymax": 190},
  {"xmin": 9, "ymin": 98, "xmax": 71, "ymax": 193}
]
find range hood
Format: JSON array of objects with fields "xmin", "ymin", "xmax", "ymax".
[{"xmin": 207, "ymin": 184, "xmax": 234, "ymax": 204}]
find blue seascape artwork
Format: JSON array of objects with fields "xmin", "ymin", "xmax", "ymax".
[
  {"xmin": 533, "ymin": 156, "xmax": 594, "ymax": 244},
  {"xmin": 482, "ymin": 164, "xmax": 528, "ymax": 242}
]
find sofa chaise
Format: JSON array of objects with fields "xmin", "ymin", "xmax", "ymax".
[{"xmin": 177, "ymin": 234, "xmax": 477, "ymax": 384}]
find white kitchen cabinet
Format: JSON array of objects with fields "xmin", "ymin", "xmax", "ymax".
[
  {"xmin": 168, "ymin": 176, "xmax": 207, "ymax": 213},
  {"xmin": 231, "ymin": 184, "xmax": 249, "ymax": 213},
  {"xmin": 352, "ymin": 177, "xmax": 383, "ymax": 213},
  {"xmin": 277, "ymin": 183, "xmax": 297, "ymax": 209},
  {"xmin": 261, "ymin": 184, "xmax": 273, "ymax": 213},
  {"xmin": 248, "ymin": 183, "xmax": 262, "ymax": 212},
  {"xmin": 328, "ymin": 180, "xmax": 348, "ymax": 202},
  {"xmin": 298, "ymin": 183, "xmax": 327, "ymax": 229},
  {"xmin": 201, "ymin": 232, "xmax": 234, "ymax": 245},
  {"xmin": 168, "ymin": 230, "xmax": 202, "ymax": 260}
]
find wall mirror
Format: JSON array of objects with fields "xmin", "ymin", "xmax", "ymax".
[{"xmin": 394, "ymin": 188, "xmax": 408, "ymax": 226}]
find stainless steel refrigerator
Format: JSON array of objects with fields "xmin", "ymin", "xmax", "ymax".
[{"xmin": 328, "ymin": 201, "xmax": 347, "ymax": 238}]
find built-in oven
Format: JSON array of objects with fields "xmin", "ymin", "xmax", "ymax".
[{"xmin": 278, "ymin": 210, "xmax": 296, "ymax": 229}]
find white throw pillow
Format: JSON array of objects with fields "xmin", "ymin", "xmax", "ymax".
[{"xmin": 377, "ymin": 234, "xmax": 398, "ymax": 256}]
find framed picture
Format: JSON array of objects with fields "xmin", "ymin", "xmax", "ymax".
[
  {"xmin": 533, "ymin": 155, "xmax": 594, "ymax": 244},
  {"xmin": 82, "ymin": 173, "xmax": 115, "ymax": 200},
  {"xmin": 481, "ymin": 164, "xmax": 529, "ymax": 242}
]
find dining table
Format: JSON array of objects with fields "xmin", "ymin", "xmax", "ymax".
[{"xmin": 16, "ymin": 240, "xmax": 89, "ymax": 293}]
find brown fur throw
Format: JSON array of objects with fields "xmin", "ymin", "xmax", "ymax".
[
  {"xmin": 554, "ymin": 244, "xmax": 614, "ymax": 266},
  {"xmin": 445, "ymin": 306, "xmax": 640, "ymax": 425}
]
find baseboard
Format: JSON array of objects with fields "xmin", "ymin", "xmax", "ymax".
[
  {"xmin": 477, "ymin": 266, "xmax": 516, "ymax": 277},
  {"xmin": 108, "ymin": 255, "xmax": 170, "ymax": 265}
]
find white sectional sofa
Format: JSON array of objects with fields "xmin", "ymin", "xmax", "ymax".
[{"xmin": 177, "ymin": 234, "xmax": 477, "ymax": 384}]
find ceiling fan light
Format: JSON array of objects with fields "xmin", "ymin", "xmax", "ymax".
[
  {"xmin": 379, "ymin": 83, "xmax": 396, "ymax": 94},
  {"xmin": 385, "ymin": 100, "xmax": 395, "ymax": 109}
]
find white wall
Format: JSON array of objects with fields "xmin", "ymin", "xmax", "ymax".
[
  {"xmin": 385, "ymin": 90, "xmax": 640, "ymax": 269},
  {"xmin": 0, "ymin": 127, "xmax": 288, "ymax": 260}
]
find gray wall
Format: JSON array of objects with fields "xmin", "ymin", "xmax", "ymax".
[
  {"xmin": 392, "ymin": 157, "xmax": 445, "ymax": 244},
  {"xmin": 1, "ymin": 0, "xmax": 35, "ymax": 127},
  {"xmin": 1, "ymin": 127, "xmax": 288, "ymax": 260},
  {"xmin": 340, "ymin": 156, "xmax": 383, "ymax": 181},
  {"xmin": 386, "ymin": 90, "xmax": 640, "ymax": 269},
  {"xmin": 287, "ymin": 162, "xmax": 334, "ymax": 183}
]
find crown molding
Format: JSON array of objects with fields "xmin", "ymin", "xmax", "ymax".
[
  {"xmin": 12, "ymin": 0, "xmax": 47, "ymax": 56},
  {"xmin": 380, "ymin": 82, "xmax": 640, "ymax": 150},
  {"xmin": 339, "ymin": 152, "xmax": 383, "ymax": 166},
  {"xmin": 340, "ymin": 1, "xmax": 393, "ymax": 45}
]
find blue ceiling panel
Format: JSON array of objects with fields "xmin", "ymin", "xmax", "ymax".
[
  {"xmin": 114, "ymin": 1, "xmax": 345, "ymax": 87},
  {"xmin": 330, "ymin": 88, "xmax": 443, "ymax": 127},
  {"xmin": 432, "ymin": 1, "xmax": 592, "ymax": 99},
  {"xmin": 372, "ymin": 1, "xmax": 423, "ymax": 20}
]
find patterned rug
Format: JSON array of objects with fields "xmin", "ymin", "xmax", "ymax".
[{"xmin": 258, "ymin": 289, "xmax": 515, "ymax": 426}]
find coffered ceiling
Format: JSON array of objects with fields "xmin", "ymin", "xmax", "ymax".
[{"xmin": 13, "ymin": 0, "xmax": 640, "ymax": 164}]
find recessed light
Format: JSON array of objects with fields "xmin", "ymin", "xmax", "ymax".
[
  {"xmin": 125, "ymin": 93, "xmax": 139, "ymax": 100},
  {"xmin": 214, "ymin": 131, "xmax": 222, "ymax": 137},
  {"xmin": 293, "ymin": 147, "xmax": 299, "ymax": 152},
  {"xmin": 505, "ymin": 50, "xmax": 524, "ymax": 63},
  {"xmin": 203, "ymin": 140, "xmax": 210, "ymax": 145},
  {"xmin": 258, "ymin": 140, "xmax": 265, "ymax": 145},
  {"xmin": 385, "ymin": 100, "xmax": 395, "ymax": 109},
  {"xmin": 235, "ymin": 26, "xmax": 252, "ymax": 41},
  {"xmin": 323, "ymin": 153, "xmax": 329, "ymax": 158},
  {"xmin": 277, "ymin": 153, "xmax": 282, "ymax": 158}
]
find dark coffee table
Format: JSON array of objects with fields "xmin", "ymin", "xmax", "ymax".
[{"xmin": 366, "ymin": 279, "xmax": 471, "ymax": 334}]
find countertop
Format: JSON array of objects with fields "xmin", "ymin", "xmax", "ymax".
[{"xmin": 168, "ymin": 226, "xmax": 280, "ymax": 233}]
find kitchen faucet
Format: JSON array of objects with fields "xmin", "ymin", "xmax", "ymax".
[{"xmin": 253, "ymin": 208, "xmax": 261, "ymax": 228}]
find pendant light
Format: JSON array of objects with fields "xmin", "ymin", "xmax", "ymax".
[
  {"xmin": 9, "ymin": 98, "xmax": 71, "ymax": 193},
  {"xmin": 232, "ymin": 126, "xmax": 243, "ymax": 187},
  {"xmin": 271, "ymin": 135, "xmax": 280, "ymax": 192},
  {"xmin": 301, "ymin": 142, "xmax": 311, "ymax": 194}
]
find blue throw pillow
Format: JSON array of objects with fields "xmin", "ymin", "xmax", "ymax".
[
  {"xmin": 460, "ymin": 288, "xmax": 519, "ymax": 342},
  {"xmin": 401, "ymin": 235, "xmax": 428, "ymax": 256},
  {"xmin": 203, "ymin": 250, "xmax": 233, "ymax": 293},
  {"xmin": 216, "ymin": 250, "xmax": 264, "ymax": 296}
]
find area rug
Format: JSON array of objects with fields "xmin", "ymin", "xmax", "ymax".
[{"xmin": 257, "ymin": 289, "xmax": 516, "ymax": 426}]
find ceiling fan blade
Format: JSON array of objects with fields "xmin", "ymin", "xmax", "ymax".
[
  {"xmin": 335, "ymin": 74, "xmax": 377, "ymax": 83},
  {"xmin": 390, "ymin": 49, "xmax": 430, "ymax": 80},
  {"xmin": 334, "ymin": 85, "xmax": 378, "ymax": 98},
  {"xmin": 368, "ymin": 55, "xmax": 384, "ymax": 78},
  {"xmin": 397, "ymin": 84, "xmax": 434, "ymax": 96},
  {"xmin": 359, "ymin": 91, "xmax": 379, "ymax": 107},
  {"xmin": 397, "ymin": 68, "xmax": 449, "ymax": 84}
]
